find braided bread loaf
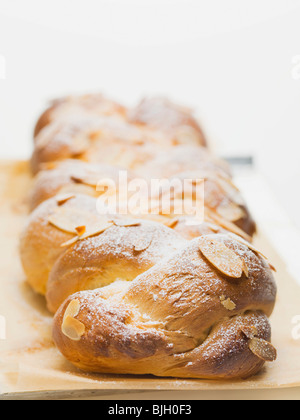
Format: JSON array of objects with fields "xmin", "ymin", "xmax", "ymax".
[
  {"xmin": 31, "ymin": 96, "xmax": 206, "ymax": 174},
  {"xmin": 20, "ymin": 93, "xmax": 277, "ymax": 380},
  {"xmin": 53, "ymin": 234, "xmax": 276, "ymax": 379}
]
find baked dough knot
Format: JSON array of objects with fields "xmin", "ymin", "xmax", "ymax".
[{"xmin": 52, "ymin": 232, "xmax": 277, "ymax": 379}]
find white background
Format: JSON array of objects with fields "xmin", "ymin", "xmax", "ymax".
[{"xmin": 0, "ymin": 0, "xmax": 300, "ymax": 228}]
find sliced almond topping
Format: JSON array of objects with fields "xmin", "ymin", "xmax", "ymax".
[
  {"xmin": 220, "ymin": 296, "xmax": 236, "ymax": 311},
  {"xmin": 64, "ymin": 299, "xmax": 81, "ymax": 320},
  {"xmin": 56, "ymin": 193, "xmax": 76, "ymax": 206},
  {"xmin": 242, "ymin": 260, "xmax": 249, "ymax": 278},
  {"xmin": 240, "ymin": 325, "xmax": 258, "ymax": 340},
  {"xmin": 60, "ymin": 220, "xmax": 113, "ymax": 247},
  {"xmin": 205, "ymin": 208, "xmax": 252, "ymax": 242},
  {"xmin": 49, "ymin": 207, "xmax": 91, "ymax": 232},
  {"xmin": 71, "ymin": 175, "xmax": 96, "ymax": 187},
  {"xmin": 70, "ymin": 136, "xmax": 90, "ymax": 156},
  {"xmin": 59, "ymin": 183, "xmax": 97, "ymax": 198},
  {"xmin": 89, "ymin": 130, "xmax": 102, "ymax": 141},
  {"xmin": 113, "ymin": 220, "xmax": 141, "ymax": 227},
  {"xmin": 133, "ymin": 235, "xmax": 153, "ymax": 252},
  {"xmin": 217, "ymin": 173, "xmax": 241, "ymax": 194},
  {"xmin": 199, "ymin": 237, "xmax": 245, "ymax": 279},
  {"xmin": 229, "ymin": 234, "xmax": 276, "ymax": 272},
  {"xmin": 61, "ymin": 299, "xmax": 85, "ymax": 341},
  {"xmin": 71, "ymin": 174, "xmax": 101, "ymax": 188},
  {"xmin": 60, "ymin": 236, "xmax": 80, "ymax": 248},
  {"xmin": 71, "ymin": 175, "xmax": 86, "ymax": 184},
  {"xmin": 79, "ymin": 221, "xmax": 114, "ymax": 240},
  {"xmin": 249, "ymin": 338, "xmax": 277, "ymax": 362},
  {"xmin": 231, "ymin": 235, "xmax": 268, "ymax": 259},
  {"xmin": 217, "ymin": 202, "xmax": 246, "ymax": 222},
  {"xmin": 71, "ymin": 172, "xmax": 115, "ymax": 190},
  {"xmin": 206, "ymin": 223, "xmax": 221, "ymax": 233},
  {"xmin": 164, "ymin": 218, "xmax": 179, "ymax": 229},
  {"xmin": 75, "ymin": 226, "xmax": 86, "ymax": 236},
  {"xmin": 62, "ymin": 315, "xmax": 86, "ymax": 341},
  {"xmin": 49, "ymin": 207, "xmax": 111, "ymax": 239},
  {"xmin": 48, "ymin": 213, "xmax": 77, "ymax": 234},
  {"xmin": 248, "ymin": 244, "xmax": 268, "ymax": 260}
]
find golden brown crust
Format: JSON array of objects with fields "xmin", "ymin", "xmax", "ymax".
[
  {"xmin": 28, "ymin": 159, "xmax": 255, "ymax": 238},
  {"xmin": 19, "ymin": 194, "xmax": 100, "ymax": 295},
  {"xmin": 34, "ymin": 94, "xmax": 126, "ymax": 137},
  {"xmin": 31, "ymin": 97, "xmax": 208, "ymax": 175},
  {"xmin": 172, "ymin": 169, "xmax": 256, "ymax": 237},
  {"xmin": 31, "ymin": 114, "xmax": 105, "ymax": 174},
  {"xmin": 140, "ymin": 160, "xmax": 255, "ymax": 237},
  {"xmin": 53, "ymin": 234, "xmax": 276, "ymax": 379},
  {"xmin": 138, "ymin": 146, "xmax": 231, "ymax": 179},
  {"xmin": 29, "ymin": 143, "xmax": 256, "ymax": 238},
  {"xmin": 128, "ymin": 97, "xmax": 207, "ymax": 147},
  {"xmin": 21, "ymin": 181, "xmax": 254, "ymax": 304},
  {"xmin": 29, "ymin": 159, "xmax": 135, "ymax": 211},
  {"xmin": 21, "ymin": 93, "xmax": 277, "ymax": 380},
  {"xmin": 172, "ymin": 218, "xmax": 232, "ymax": 239},
  {"xmin": 31, "ymin": 114, "xmax": 158, "ymax": 174},
  {"xmin": 46, "ymin": 219, "xmax": 186, "ymax": 313}
]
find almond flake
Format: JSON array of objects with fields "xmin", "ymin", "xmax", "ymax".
[
  {"xmin": 62, "ymin": 315, "xmax": 86, "ymax": 341},
  {"xmin": 249, "ymin": 244, "xmax": 267, "ymax": 258},
  {"xmin": 64, "ymin": 299, "xmax": 81, "ymax": 320},
  {"xmin": 206, "ymin": 223, "xmax": 221, "ymax": 233},
  {"xmin": 240, "ymin": 325, "xmax": 258, "ymax": 340},
  {"xmin": 50, "ymin": 207, "xmax": 109, "ymax": 236},
  {"xmin": 71, "ymin": 174, "xmax": 110, "ymax": 188},
  {"xmin": 71, "ymin": 175, "xmax": 98, "ymax": 187},
  {"xmin": 220, "ymin": 296, "xmax": 236, "ymax": 311},
  {"xmin": 164, "ymin": 218, "xmax": 179, "ymax": 229},
  {"xmin": 112, "ymin": 220, "xmax": 141, "ymax": 227},
  {"xmin": 242, "ymin": 260, "xmax": 249, "ymax": 278},
  {"xmin": 75, "ymin": 226, "xmax": 86, "ymax": 236},
  {"xmin": 231, "ymin": 235, "xmax": 268, "ymax": 260},
  {"xmin": 79, "ymin": 221, "xmax": 114, "ymax": 240},
  {"xmin": 70, "ymin": 136, "xmax": 90, "ymax": 156},
  {"xmin": 249, "ymin": 338, "xmax": 277, "ymax": 362},
  {"xmin": 56, "ymin": 193, "xmax": 76, "ymax": 206},
  {"xmin": 214, "ymin": 176, "xmax": 245, "ymax": 206},
  {"xmin": 217, "ymin": 202, "xmax": 246, "ymax": 222},
  {"xmin": 60, "ymin": 219, "xmax": 114, "ymax": 247},
  {"xmin": 133, "ymin": 235, "xmax": 153, "ymax": 252},
  {"xmin": 229, "ymin": 234, "xmax": 276, "ymax": 272},
  {"xmin": 205, "ymin": 208, "xmax": 252, "ymax": 242},
  {"xmin": 59, "ymin": 183, "xmax": 96, "ymax": 197},
  {"xmin": 198, "ymin": 236, "xmax": 245, "ymax": 279},
  {"xmin": 60, "ymin": 236, "xmax": 80, "ymax": 248},
  {"xmin": 48, "ymin": 213, "xmax": 77, "ymax": 234}
]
